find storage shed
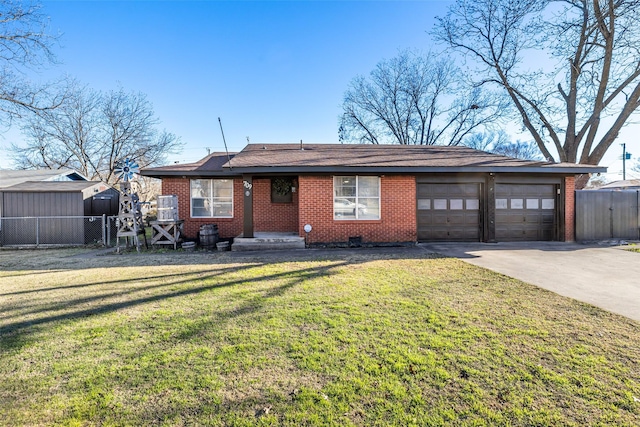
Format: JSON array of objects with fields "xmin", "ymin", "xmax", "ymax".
[
  {"xmin": 0, "ymin": 169, "xmax": 88, "ymax": 187},
  {"xmin": 0, "ymin": 181, "xmax": 119, "ymax": 245}
]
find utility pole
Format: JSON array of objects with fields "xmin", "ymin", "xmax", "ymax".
[
  {"xmin": 621, "ymin": 143, "xmax": 632, "ymax": 180},
  {"xmin": 622, "ymin": 143, "xmax": 626, "ymax": 180}
]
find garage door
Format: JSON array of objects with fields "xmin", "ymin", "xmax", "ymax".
[
  {"xmin": 495, "ymin": 184, "xmax": 557, "ymax": 241},
  {"xmin": 417, "ymin": 183, "xmax": 481, "ymax": 241}
]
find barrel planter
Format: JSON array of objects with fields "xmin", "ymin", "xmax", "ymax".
[
  {"xmin": 199, "ymin": 224, "xmax": 219, "ymax": 249},
  {"xmin": 216, "ymin": 241, "xmax": 230, "ymax": 251},
  {"xmin": 181, "ymin": 241, "xmax": 196, "ymax": 251}
]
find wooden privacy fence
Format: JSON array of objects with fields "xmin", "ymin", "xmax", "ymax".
[{"xmin": 575, "ymin": 190, "xmax": 640, "ymax": 241}]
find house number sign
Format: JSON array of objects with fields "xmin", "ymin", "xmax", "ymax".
[{"xmin": 243, "ymin": 180, "xmax": 252, "ymax": 197}]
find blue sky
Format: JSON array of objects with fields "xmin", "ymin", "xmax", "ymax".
[
  {"xmin": 0, "ymin": 0, "xmax": 637, "ymax": 180},
  {"xmin": 2, "ymin": 0, "xmax": 449, "ymax": 163}
]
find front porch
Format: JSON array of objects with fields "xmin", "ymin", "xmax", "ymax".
[{"xmin": 231, "ymin": 232, "xmax": 305, "ymax": 251}]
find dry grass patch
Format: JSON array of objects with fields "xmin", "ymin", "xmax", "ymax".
[{"xmin": 0, "ymin": 248, "xmax": 638, "ymax": 426}]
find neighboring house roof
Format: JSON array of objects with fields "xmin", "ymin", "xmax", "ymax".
[
  {"xmin": 0, "ymin": 169, "xmax": 88, "ymax": 189},
  {"xmin": 0, "ymin": 181, "xmax": 112, "ymax": 193},
  {"xmin": 598, "ymin": 179, "xmax": 640, "ymax": 189},
  {"xmin": 141, "ymin": 143, "xmax": 607, "ymax": 177}
]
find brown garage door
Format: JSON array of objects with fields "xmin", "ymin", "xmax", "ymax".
[
  {"xmin": 495, "ymin": 184, "xmax": 557, "ymax": 241},
  {"xmin": 417, "ymin": 183, "xmax": 481, "ymax": 241}
]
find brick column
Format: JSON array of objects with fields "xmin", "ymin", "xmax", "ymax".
[
  {"xmin": 564, "ymin": 176, "xmax": 576, "ymax": 242},
  {"xmin": 242, "ymin": 175, "xmax": 254, "ymax": 238}
]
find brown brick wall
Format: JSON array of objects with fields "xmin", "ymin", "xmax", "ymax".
[
  {"xmin": 161, "ymin": 177, "xmax": 243, "ymax": 239},
  {"xmin": 564, "ymin": 176, "xmax": 576, "ymax": 242},
  {"xmin": 252, "ymin": 178, "xmax": 299, "ymax": 232},
  {"xmin": 297, "ymin": 175, "xmax": 417, "ymax": 244},
  {"xmin": 161, "ymin": 174, "xmax": 573, "ymax": 244}
]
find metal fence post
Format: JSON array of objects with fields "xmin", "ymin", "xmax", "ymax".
[
  {"xmin": 106, "ymin": 216, "xmax": 111, "ymax": 247},
  {"xmin": 36, "ymin": 217, "xmax": 39, "ymax": 246},
  {"xmin": 102, "ymin": 214, "xmax": 107, "ymax": 247}
]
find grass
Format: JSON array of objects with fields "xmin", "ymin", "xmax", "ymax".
[
  {"xmin": 623, "ymin": 243, "xmax": 640, "ymax": 253},
  {"xmin": 0, "ymin": 247, "xmax": 638, "ymax": 426}
]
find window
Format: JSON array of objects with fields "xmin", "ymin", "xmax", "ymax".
[
  {"xmin": 496, "ymin": 199, "xmax": 508, "ymax": 209},
  {"xmin": 271, "ymin": 177, "xmax": 294, "ymax": 203},
  {"xmin": 334, "ymin": 176, "xmax": 380, "ymax": 220},
  {"xmin": 417, "ymin": 199, "xmax": 431, "ymax": 210},
  {"xmin": 190, "ymin": 179, "xmax": 233, "ymax": 218},
  {"xmin": 466, "ymin": 199, "xmax": 480, "ymax": 210},
  {"xmin": 433, "ymin": 199, "xmax": 447, "ymax": 210},
  {"xmin": 541, "ymin": 199, "xmax": 555, "ymax": 210},
  {"xmin": 450, "ymin": 199, "xmax": 464, "ymax": 210}
]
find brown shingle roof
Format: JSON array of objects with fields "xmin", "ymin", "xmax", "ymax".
[
  {"xmin": 141, "ymin": 153, "xmax": 237, "ymax": 176},
  {"xmin": 141, "ymin": 143, "xmax": 606, "ymax": 176},
  {"xmin": 232, "ymin": 144, "xmax": 540, "ymax": 168},
  {"xmin": 228, "ymin": 144, "xmax": 605, "ymax": 174},
  {"xmin": 599, "ymin": 179, "xmax": 640, "ymax": 189}
]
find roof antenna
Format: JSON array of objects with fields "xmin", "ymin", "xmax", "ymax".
[
  {"xmin": 300, "ymin": 139, "xmax": 304, "ymax": 150},
  {"xmin": 218, "ymin": 117, "xmax": 232, "ymax": 170}
]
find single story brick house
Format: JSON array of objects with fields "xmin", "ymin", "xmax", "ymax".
[{"xmin": 141, "ymin": 143, "xmax": 605, "ymax": 245}]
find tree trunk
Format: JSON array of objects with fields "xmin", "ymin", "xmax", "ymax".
[{"xmin": 575, "ymin": 173, "xmax": 591, "ymax": 190}]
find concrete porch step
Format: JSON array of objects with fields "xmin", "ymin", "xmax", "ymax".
[{"xmin": 231, "ymin": 232, "xmax": 305, "ymax": 251}]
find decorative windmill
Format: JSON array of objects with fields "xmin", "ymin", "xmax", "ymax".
[
  {"xmin": 114, "ymin": 158, "xmax": 140, "ymax": 182},
  {"xmin": 114, "ymin": 158, "xmax": 147, "ymax": 252}
]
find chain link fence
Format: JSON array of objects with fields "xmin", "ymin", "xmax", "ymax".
[{"xmin": 0, "ymin": 215, "xmax": 110, "ymax": 247}]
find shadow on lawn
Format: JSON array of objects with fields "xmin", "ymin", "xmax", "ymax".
[
  {"xmin": 0, "ymin": 268, "xmax": 248, "ymax": 298},
  {"xmin": 0, "ymin": 246, "xmax": 440, "ymax": 350},
  {"xmin": 0, "ymin": 259, "xmax": 351, "ymax": 351},
  {"xmin": 0, "ymin": 245, "xmax": 439, "ymax": 272}
]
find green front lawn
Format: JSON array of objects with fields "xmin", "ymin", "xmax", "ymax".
[{"xmin": 0, "ymin": 249, "xmax": 638, "ymax": 426}]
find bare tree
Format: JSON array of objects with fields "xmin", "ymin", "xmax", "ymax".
[
  {"xmin": 463, "ymin": 130, "xmax": 511, "ymax": 152},
  {"xmin": 0, "ymin": 0, "xmax": 65, "ymax": 124},
  {"xmin": 339, "ymin": 50, "xmax": 507, "ymax": 146},
  {"xmin": 10, "ymin": 81, "xmax": 182, "ymax": 185},
  {"xmin": 133, "ymin": 176, "xmax": 161, "ymax": 209},
  {"xmin": 435, "ymin": 0, "xmax": 640, "ymax": 185},
  {"xmin": 584, "ymin": 175, "xmax": 608, "ymax": 188},
  {"xmin": 632, "ymin": 158, "xmax": 640, "ymax": 176},
  {"xmin": 493, "ymin": 140, "xmax": 544, "ymax": 161},
  {"xmin": 464, "ymin": 130, "xmax": 543, "ymax": 160}
]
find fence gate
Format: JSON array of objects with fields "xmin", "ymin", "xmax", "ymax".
[{"xmin": 575, "ymin": 190, "xmax": 640, "ymax": 241}]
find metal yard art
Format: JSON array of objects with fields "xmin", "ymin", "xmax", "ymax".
[
  {"xmin": 114, "ymin": 158, "xmax": 140, "ymax": 182},
  {"xmin": 114, "ymin": 158, "xmax": 147, "ymax": 252},
  {"xmin": 115, "ymin": 157, "xmax": 185, "ymax": 251}
]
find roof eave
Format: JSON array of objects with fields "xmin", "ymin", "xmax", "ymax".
[
  {"xmin": 140, "ymin": 170, "xmax": 241, "ymax": 178},
  {"xmin": 218, "ymin": 165, "xmax": 607, "ymax": 175}
]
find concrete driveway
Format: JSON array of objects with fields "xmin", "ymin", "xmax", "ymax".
[{"xmin": 421, "ymin": 242, "xmax": 640, "ymax": 322}]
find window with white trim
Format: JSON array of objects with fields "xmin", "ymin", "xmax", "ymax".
[
  {"xmin": 333, "ymin": 176, "xmax": 380, "ymax": 220},
  {"xmin": 190, "ymin": 179, "xmax": 233, "ymax": 218}
]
